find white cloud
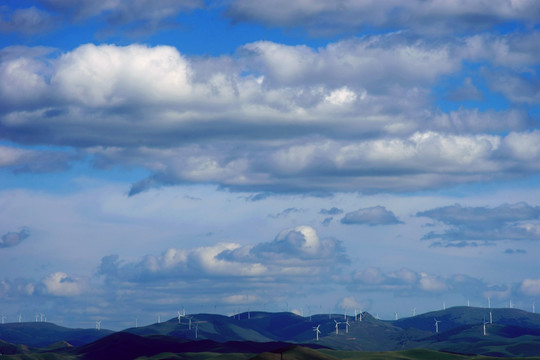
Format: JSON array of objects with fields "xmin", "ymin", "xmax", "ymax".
[
  {"xmin": 418, "ymin": 272, "xmax": 447, "ymax": 292},
  {"xmin": 520, "ymin": 279, "xmax": 540, "ymax": 296},
  {"xmin": 41, "ymin": 272, "xmax": 86, "ymax": 297}
]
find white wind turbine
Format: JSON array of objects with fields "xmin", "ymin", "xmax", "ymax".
[
  {"xmin": 1, "ymin": 315, "xmax": 5, "ymax": 324},
  {"xmin": 177, "ymin": 311, "xmax": 182, "ymax": 324},
  {"xmin": 18, "ymin": 314, "xmax": 22, "ymax": 323},
  {"xmin": 412, "ymin": 308, "xmax": 416, "ymax": 317},
  {"xmin": 334, "ymin": 320, "xmax": 340, "ymax": 335},
  {"xmin": 489, "ymin": 311, "xmax": 493, "ymax": 324},
  {"xmin": 95, "ymin": 320, "xmax": 101, "ymax": 330},
  {"xmin": 313, "ymin": 325, "xmax": 321, "ymax": 341},
  {"xmin": 483, "ymin": 317, "xmax": 488, "ymax": 336},
  {"xmin": 345, "ymin": 319, "xmax": 350, "ymax": 333},
  {"xmin": 395, "ymin": 312, "xmax": 398, "ymax": 320},
  {"xmin": 488, "ymin": 297, "xmax": 491, "ymax": 309},
  {"xmin": 158, "ymin": 315, "xmax": 161, "ymax": 324},
  {"xmin": 434, "ymin": 319, "xmax": 441, "ymax": 333}
]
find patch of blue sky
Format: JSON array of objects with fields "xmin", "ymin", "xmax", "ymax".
[
  {"xmin": 434, "ymin": 62, "xmax": 510, "ymax": 113},
  {"xmin": 0, "ymin": 152, "xmax": 149, "ymax": 194}
]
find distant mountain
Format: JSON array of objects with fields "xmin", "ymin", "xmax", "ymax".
[
  {"xmin": 393, "ymin": 306, "xmax": 540, "ymax": 334},
  {"xmin": 0, "ymin": 322, "xmax": 113, "ymax": 347},
  {"xmin": 3, "ymin": 307, "xmax": 540, "ymax": 358}
]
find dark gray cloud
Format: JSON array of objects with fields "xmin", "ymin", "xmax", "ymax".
[
  {"xmin": 341, "ymin": 206, "xmax": 401, "ymax": 226},
  {"xmin": 505, "ymin": 248, "xmax": 527, "ymax": 254},
  {"xmin": 418, "ymin": 202, "xmax": 540, "ymax": 244},
  {"xmin": 0, "ymin": 228, "xmax": 29, "ymax": 248},
  {"xmin": 0, "ymin": 146, "xmax": 77, "ymax": 174},
  {"xmin": 446, "ymin": 77, "xmax": 483, "ymax": 102},
  {"xmin": 268, "ymin": 207, "xmax": 302, "ymax": 219},
  {"xmin": 320, "ymin": 207, "xmax": 343, "ymax": 215},
  {"xmin": 225, "ymin": 0, "xmax": 540, "ymax": 36},
  {"xmin": 0, "ymin": 6, "xmax": 56, "ymax": 34},
  {"xmin": 321, "ymin": 217, "xmax": 333, "ymax": 226},
  {"xmin": 1, "ymin": 1, "xmax": 203, "ymax": 39}
]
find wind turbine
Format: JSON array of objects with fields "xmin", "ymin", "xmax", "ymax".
[
  {"xmin": 345, "ymin": 319, "xmax": 350, "ymax": 333},
  {"xmin": 533, "ymin": 302, "xmax": 536, "ymax": 314},
  {"xmin": 489, "ymin": 311, "xmax": 493, "ymax": 324},
  {"xmin": 95, "ymin": 320, "xmax": 101, "ymax": 330},
  {"xmin": 313, "ymin": 325, "xmax": 321, "ymax": 341},
  {"xmin": 483, "ymin": 317, "xmax": 488, "ymax": 336},
  {"xmin": 488, "ymin": 297, "xmax": 491, "ymax": 309},
  {"xmin": 395, "ymin": 312, "xmax": 398, "ymax": 320},
  {"xmin": 443, "ymin": 302, "xmax": 446, "ymax": 311},
  {"xmin": 412, "ymin": 308, "xmax": 416, "ymax": 317},
  {"xmin": 158, "ymin": 315, "xmax": 161, "ymax": 324},
  {"xmin": 334, "ymin": 320, "xmax": 340, "ymax": 335},
  {"xmin": 1, "ymin": 315, "xmax": 5, "ymax": 324},
  {"xmin": 177, "ymin": 310, "xmax": 182, "ymax": 324},
  {"xmin": 467, "ymin": 299, "xmax": 470, "ymax": 307},
  {"xmin": 18, "ymin": 314, "xmax": 22, "ymax": 323},
  {"xmin": 35, "ymin": 313, "xmax": 38, "ymax": 322},
  {"xmin": 434, "ymin": 319, "xmax": 441, "ymax": 333}
]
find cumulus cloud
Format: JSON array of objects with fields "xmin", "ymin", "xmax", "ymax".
[
  {"xmin": 0, "ymin": 228, "xmax": 29, "ymax": 248},
  {"xmin": 341, "ymin": 206, "xmax": 401, "ymax": 226},
  {"xmin": 99, "ymin": 226, "xmax": 346, "ymax": 284},
  {"xmin": 418, "ymin": 202, "xmax": 540, "ymax": 245},
  {"xmin": 40, "ymin": 272, "xmax": 86, "ymax": 297},
  {"xmin": 0, "ymin": 33, "xmax": 538, "ymax": 196},
  {"xmin": 349, "ymin": 267, "xmax": 497, "ymax": 300}
]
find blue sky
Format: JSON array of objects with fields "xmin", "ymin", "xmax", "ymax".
[{"xmin": 1, "ymin": 0, "xmax": 540, "ymax": 330}]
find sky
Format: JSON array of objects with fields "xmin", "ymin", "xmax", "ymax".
[{"xmin": 1, "ymin": 0, "xmax": 540, "ymax": 330}]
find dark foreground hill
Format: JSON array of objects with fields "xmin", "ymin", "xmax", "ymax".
[{"xmin": 0, "ymin": 322, "xmax": 113, "ymax": 347}]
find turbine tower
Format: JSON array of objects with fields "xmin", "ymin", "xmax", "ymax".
[
  {"xmin": 313, "ymin": 325, "xmax": 321, "ymax": 341},
  {"xmin": 489, "ymin": 311, "xmax": 493, "ymax": 324},
  {"xmin": 334, "ymin": 320, "xmax": 340, "ymax": 335},
  {"xmin": 1, "ymin": 315, "xmax": 5, "ymax": 324},
  {"xmin": 412, "ymin": 308, "xmax": 416, "ymax": 317},
  {"xmin": 483, "ymin": 318, "xmax": 488, "ymax": 336},
  {"xmin": 345, "ymin": 319, "xmax": 350, "ymax": 333},
  {"xmin": 488, "ymin": 297, "xmax": 491, "ymax": 309},
  {"xmin": 177, "ymin": 310, "xmax": 182, "ymax": 324},
  {"xmin": 395, "ymin": 312, "xmax": 398, "ymax": 320},
  {"xmin": 434, "ymin": 319, "xmax": 441, "ymax": 333}
]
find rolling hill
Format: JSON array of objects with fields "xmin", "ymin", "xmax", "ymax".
[{"xmin": 2, "ymin": 307, "xmax": 540, "ymax": 358}]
